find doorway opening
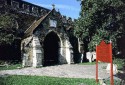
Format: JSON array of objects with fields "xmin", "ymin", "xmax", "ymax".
[{"xmin": 43, "ymin": 31, "xmax": 60, "ymax": 66}]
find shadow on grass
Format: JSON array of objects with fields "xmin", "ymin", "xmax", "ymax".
[
  {"xmin": 0, "ymin": 77, "xmax": 5, "ymax": 85},
  {"xmin": 0, "ymin": 64, "xmax": 22, "ymax": 70}
]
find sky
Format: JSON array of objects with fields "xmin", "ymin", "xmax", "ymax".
[{"xmin": 23, "ymin": 0, "xmax": 81, "ymax": 19}]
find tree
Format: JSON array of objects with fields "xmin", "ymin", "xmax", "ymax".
[
  {"xmin": 0, "ymin": 14, "xmax": 18, "ymax": 45},
  {"xmin": 75, "ymin": 0, "xmax": 125, "ymax": 53}
]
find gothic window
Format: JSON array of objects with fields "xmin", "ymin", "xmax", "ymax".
[
  {"xmin": 40, "ymin": 9, "xmax": 47, "ymax": 15},
  {"xmin": 62, "ymin": 16, "xmax": 67, "ymax": 24},
  {"xmin": 35, "ymin": 40, "xmax": 38, "ymax": 44},
  {"xmin": 32, "ymin": 6, "xmax": 38, "ymax": 14},
  {"xmin": 43, "ymin": 10, "xmax": 47, "ymax": 14},
  {"xmin": 68, "ymin": 18, "xmax": 72, "ymax": 24},
  {"xmin": 40, "ymin": 9, "xmax": 44, "ymax": 15},
  {"xmin": 12, "ymin": 0, "xmax": 19, "ymax": 8},
  {"xmin": 49, "ymin": 19, "xmax": 57, "ymax": 27},
  {"xmin": 40, "ymin": 9, "xmax": 43, "ymax": 12},
  {"xmin": 23, "ymin": 4, "xmax": 29, "ymax": 12}
]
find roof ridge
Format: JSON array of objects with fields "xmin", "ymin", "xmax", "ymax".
[{"xmin": 24, "ymin": 9, "xmax": 54, "ymax": 38}]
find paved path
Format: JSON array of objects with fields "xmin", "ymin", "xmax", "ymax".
[{"xmin": 0, "ymin": 63, "xmax": 111, "ymax": 79}]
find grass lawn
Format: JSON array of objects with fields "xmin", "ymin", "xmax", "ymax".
[
  {"xmin": 79, "ymin": 62, "xmax": 97, "ymax": 65},
  {"xmin": 0, "ymin": 64, "xmax": 22, "ymax": 70},
  {"xmin": 0, "ymin": 75, "xmax": 100, "ymax": 85}
]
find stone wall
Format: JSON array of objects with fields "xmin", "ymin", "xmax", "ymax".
[
  {"xmin": 21, "ymin": 36, "xmax": 33, "ymax": 67},
  {"xmin": 21, "ymin": 32, "xmax": 73, "ymax": 67}
]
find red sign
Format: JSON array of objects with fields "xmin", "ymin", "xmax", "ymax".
[
  {"xmin": 96, "ymin": 40, "xmax": 112, "ymax": 63},
  {"xmin": 96, "ymin": 40, "xmax": 114, "ymax": 85}
]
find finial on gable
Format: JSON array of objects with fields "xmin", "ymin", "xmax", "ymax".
[{"xmin": 52, "ymin": 4, "xmax": 55, "ymax": 9}]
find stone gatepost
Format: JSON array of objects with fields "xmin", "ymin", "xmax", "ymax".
[
  {"xmin": 58, "ymin": 46, "xmax": 67, "ymax": 64},
  {"xmin": 58, "ymin": 39, "xmax": 73, "ymax": 64},
  {"xmin": 65, "ymin": 40, "xmax": 73, "ymax": 64},
  {"xmin": 32, "ymin": 36, "xmax": 43, "ymax": 67}
]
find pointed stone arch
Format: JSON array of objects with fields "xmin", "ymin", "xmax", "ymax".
[{"xmin": 43, "ymin": 31, "xmax": 62, "ymax": 66}]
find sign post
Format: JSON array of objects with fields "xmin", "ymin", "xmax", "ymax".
[
  {"xmin": 96, "ymin": 44, "xmax": 98, "ymax": 82},
  {"xmin": 96, "ymin": 40, "xmax": 114, "ymax": 85}
]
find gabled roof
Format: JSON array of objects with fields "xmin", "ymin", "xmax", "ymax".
[{"xmin": 24, "ymin": 9, "xmax": 54, "ymax": 38}]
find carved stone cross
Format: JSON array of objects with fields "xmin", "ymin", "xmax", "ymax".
[{"xmin": 52, "ymin": 4, "xmax": 55, "ymax": 9}]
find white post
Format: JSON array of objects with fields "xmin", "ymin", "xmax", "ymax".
[
  {"xmin": 32, "ymin": 36, "xmax": 42, "ymax": 67},
  {"xmin": 78, "ymin": 38, "xmax": 80, "ymax": 53},
  {"xmin": 65, "ymin": 40, "xmax": 71, "ymax": 64},
  {"xmin": 32, "ymin": 37, "xmax": 37, "ymax": 67}
]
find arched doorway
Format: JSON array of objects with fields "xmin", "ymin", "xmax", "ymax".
[{"xmin": 43, "ymin": 31, "xmax": 60, "ymax": 66}]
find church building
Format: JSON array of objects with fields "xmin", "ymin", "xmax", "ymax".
[{"xmin": 0, "ymin": 0, "xmax": 81, "ymax": 67}]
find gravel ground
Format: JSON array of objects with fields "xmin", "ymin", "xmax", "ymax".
[{"xmin": 0, "ymin": 63, "xmax": 111, "ymax": 79}]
